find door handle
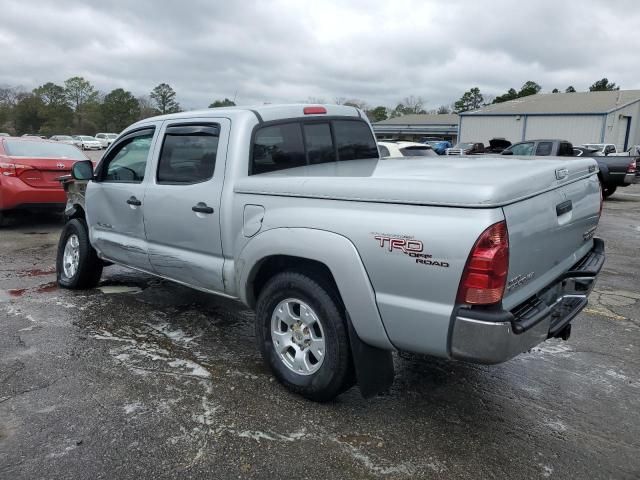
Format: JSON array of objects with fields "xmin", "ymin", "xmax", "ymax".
[
  {"xmin": 127, "ymin": 196, "xmax": 142, "ymax": 206},
  {"xmin": 192, "ymin": 202, "xmax": 214, "ymax": 214},
  {"xmin": 556, "ymin": 200, "xmax": 572, "ymax": 216}
]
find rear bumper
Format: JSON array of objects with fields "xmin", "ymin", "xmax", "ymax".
[
  {"xmin": 450, "ymin": 238, "xmax": 605, "ymax": 364},
  {"xmin": 0, "ymin": 177, "xmax": 66, "ymax": 211}
]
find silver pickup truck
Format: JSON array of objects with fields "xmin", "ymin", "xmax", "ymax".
[{"xmin": 56, "ymin": 104, "xmax": 605, "ymax": 401}]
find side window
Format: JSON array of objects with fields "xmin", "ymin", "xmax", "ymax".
[
  {"xmin": 558, "ymin": 142, "xmax": 574, "ymax": 156},
  {"xmin": 379, "ymin": 145, "xmax": 390, "ymax": 157},
  {"xmin": 101, "ymin": 130, "xmax": 154, "ymax": 183},
  {"xmin": 303, "ymin": 123, "xmax": 335, "ymax": 165},
  {"xmin": 535, "ymin": 142, "xmax": 553, "ymax": 156},
  {"xmin": 157, "ymin": 124, "xmax": 219, "ymax": 184},
  {"xmin": 511, "ymin": 142, "xmax": 535, "ymax": 156},
  {"xmin": 333, "ymin": 120, "xmax": 378, "ymax": 160},
  {"xmin": 251, "ymin": 123, "xmax": 305, "ymax": 174}
]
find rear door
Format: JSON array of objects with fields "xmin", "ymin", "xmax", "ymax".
[
  {"xmin": 85, "ymin": 125, "xmax": 159, "ymax": 270},
  {"xmin": 143, "ymin": 119, "xmax": 230, "ymax": 292}
]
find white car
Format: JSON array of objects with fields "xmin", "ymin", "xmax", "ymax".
[
  {"xmin": 583, "ymin": 143, "xmax": 618, "ymax": 155},
  {"xmin": 73, "ymin": 135, "xmax": 103, "ymax": 150},
  {"xmin": 95, "ymin": 133, "xmax": 118, "ymax": 149},
  {"xmin": 378, "ymin": 141, "xmax": 437, "ymax": 158},
  {"xmin": 51, "ymin": 135, "xmax": 82, "ymax": 149}
]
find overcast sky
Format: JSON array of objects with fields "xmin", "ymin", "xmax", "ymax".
[{"xmin": 1, "ymin": 0, "xmax": 639, "ymax": 110}]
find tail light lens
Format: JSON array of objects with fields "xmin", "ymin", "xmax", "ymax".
[
  {"xmin": 0, "ymin": 162, "xmax": 16, "ymax": 176},
  {"xmin": 0, "ymin": 162, "xmax": 34, "ymax": 177},
  {"xmin": 457, "ymin": 221, "xmax": 509, "ymax": 305},
  {"xmin": 627, "ymin": 160, "xmax": 637, "ymax": 174}
]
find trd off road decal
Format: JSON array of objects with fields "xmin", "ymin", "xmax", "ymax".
[{"xmin": 372, "ymin": 234, "xmax": 450, "ymax": 268}]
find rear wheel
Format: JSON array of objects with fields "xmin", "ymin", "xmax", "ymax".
[
  {"xmin": 256, "ymin": 271, "xmax": 354, "ymax": 402},
  {"xmin": 56, "ymin": 218, "xmax": 103, "ymax": 289}
]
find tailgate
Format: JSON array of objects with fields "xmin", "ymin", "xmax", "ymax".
[{"xmin": 501, "ymin": 166, "xmax": 601, "ymax": 310}]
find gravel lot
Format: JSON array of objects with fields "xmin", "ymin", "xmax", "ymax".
[{"xmin": 1, "ymin": 181, "xmax": 639, "ymax": 479}]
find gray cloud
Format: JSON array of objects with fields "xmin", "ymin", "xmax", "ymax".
[{"xmin": 0, "ymin": 0, "xmax": 638, "ymax": 109}]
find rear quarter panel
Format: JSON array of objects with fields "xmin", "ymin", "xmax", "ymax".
[{"xmin": 230, "ymin": 193, "xmax": 503, "ymax": 356}]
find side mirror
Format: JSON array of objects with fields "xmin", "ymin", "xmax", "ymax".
[
  {"xmin": 501, "ymin": 150, "xmax": 513, "ymax": 155},
  {"xmin": 72, "ymin": 160, "xmax": 94, "ymax": 180}
]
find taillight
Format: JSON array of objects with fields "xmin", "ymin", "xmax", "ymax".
[
  {"xmin": 303, "ymin": 106, "xmax": 327, "ymax": 115},
  {"xmin": 457, "ymin": 221, "xmax": 509, "ymax": 305},
  {"xmin": 599, "ymin": 186, "xmax": 604, "ymax": 217},
  {"xmin": 627, "ymin": 160, "xmax": 637, "ymax": 174},
  {"xmin": 0, "ymin": 162, "xmax": 17, "ymax": 176},
  {"xmin": 0, "ymin": 162, "xmax": 34, "ymax": 177}
]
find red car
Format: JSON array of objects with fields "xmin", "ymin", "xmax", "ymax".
[{"xmin": 0, "ymin": 137, "xmax": 89, "ymax": 224}]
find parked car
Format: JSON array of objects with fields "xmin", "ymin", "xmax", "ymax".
[
  {"xmin": 73, "ymin": 135, "xmax": 102, "ymax": 150},
  {"xmin": 0, "ymin": 132, "xmax": 10, "ymax": 137},
  {"xmin": 446, "ymin": 142, "xmax": 485, "ymax": 155},
  {"xmin": 51, "ymin": 135, "xmax": 83, "ymax": 149},
  {"xmin": 484, "ymin": 138, "xmax": 511, "ymax": 154},
  {"xmin": 378, "ymin": 141, "xmax": 437, "ymax": 158},
  {"xmin": 95, "ymin": 133, "xmax": 118, "ymax": 149},
  {"xmin": 501, "ymin": 139, "xmax": 575, "ymax": 157},
  {"xmin": 0, "ymin": 137, "xmax": 89, "ymax": 225},
  {"xmin": 57, "ymin": 104, "xmax": 604, "ymax": 401},
  {"xmin": 583, "ymin": 143, "xmax": 618, "ymax": 155},
  {"xmin": 574, "ymin": 146, "xmax": 638, "ymax": 197},
  {"xmin": 422, "ymin": 140, "xmax": 452, "ymax": 155},
  {"xmin": 21, "ymin": 134, "xmax": 47, "ymax": 139}
]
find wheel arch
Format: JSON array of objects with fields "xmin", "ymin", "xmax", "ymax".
[{"xmin": 238, "ymin": 228, "xmax": 393, "ymax": 350}]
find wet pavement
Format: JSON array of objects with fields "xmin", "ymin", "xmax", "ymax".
[{"xmin": 1, "ymin": 186, "xmax": 639, "ymax": 479}]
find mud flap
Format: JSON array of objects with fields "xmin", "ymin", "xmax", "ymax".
[{"xmin": 347, "ymin": 318, "xmax": 395, "ymax": 398}]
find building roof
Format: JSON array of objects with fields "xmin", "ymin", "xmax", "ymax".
[
  {"xmin": 374, "ymin": 114, "xmax": 459, "ymax": 125},
  {"xmin": 462, "ymin": 90, "xmax": 640, "ymax": 116}
]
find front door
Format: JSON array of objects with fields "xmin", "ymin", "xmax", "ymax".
[
  {"xmin": 85, "ymin": 125, "xmax": 159, "ymax": 270},
  {"xmin": 143, "ymin": 119, "xmax": 230, "ymax": 292}
]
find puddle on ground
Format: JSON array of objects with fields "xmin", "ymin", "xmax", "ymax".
[{"xmin": 18, "ymin": 267, "xmax": 56, "ymax": 277}]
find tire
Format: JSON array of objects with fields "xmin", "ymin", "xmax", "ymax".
[
  {"xmin": 256, "ymin": 271, "xmax": 354, "ymax": 402},
  {"xmin": 56, "ymin": 218, "xmax": 103, "ymax": 289},
  {"xmin": 0, "ymin": 211, "xmax": 11, "ymax": 227},
  {"xmin": 602, "ymin": 184, "xmax": 617, "ymax": 198}
]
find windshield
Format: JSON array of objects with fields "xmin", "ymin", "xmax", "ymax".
[
  {"xmin": 453, "ymin": 143, "xmax": 473, "ymax": 149},
  {"xmin": 4, "ymin": 140, "xmax": 88, "ymax": 160},
  {"xmin": 57, "ymin": 136, "xmax": 73, "ymax": 140},
  {"xmin": 81, "ymin": 136, "xmax": 97, "ymax": 141},
  {"xmin": 106, "ymin": 134, "xmax": 118, "ymax": 139},
  {"xmin": 583, "ymin": 144, "xmax": 604, "ymax": 149}
]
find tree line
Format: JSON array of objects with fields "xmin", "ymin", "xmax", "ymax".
[
  {"xmin": 0, "ymin": 77, "xmax": 236, "ymax": 136},
  {"xmin": 0, "ymin": 76, "xmax": 622, "ymax": 135}
]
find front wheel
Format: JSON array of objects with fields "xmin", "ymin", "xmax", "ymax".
[
  {"xmin": 256, "ymin": 271, "xmax": 354, "ymax": 402},
  {"xmin": 56, "ymin": 218, "xmax": 103, "ymax": 289}
]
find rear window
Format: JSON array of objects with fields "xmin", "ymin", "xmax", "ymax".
[
  {"xmin": 535, "ymin": 142, "xmax": 553, "ymax": 156},
  {"xmin": 558, "ymin": 142, "xmax": 574, "ymax": 156},
  {"xmin": 333, "ymin": 120, "xmax": 378, "ymax": 160},
  {"xmin": 251, "ymin": 119, "xmax": 377, "ymax": 175},
  {"xmin": 3, "ymin": 140, "xmax": 87, "ymax": 160},
  {"xmin": 399, "ymin": 146, "xmax": 437, "ymax": 157}
]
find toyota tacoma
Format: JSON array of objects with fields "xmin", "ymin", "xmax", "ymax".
[{"xmin": 56, "ymin": 104, "xmax": 605, "ymax": 401}]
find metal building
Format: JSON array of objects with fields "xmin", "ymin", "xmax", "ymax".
[
  {"xmin": 459, "ymin": 90, "xmax": 640, "ymax": 151},
  {"xmin": 372, "ymin": 114, "xmax": 459, "ymax": 143}
]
